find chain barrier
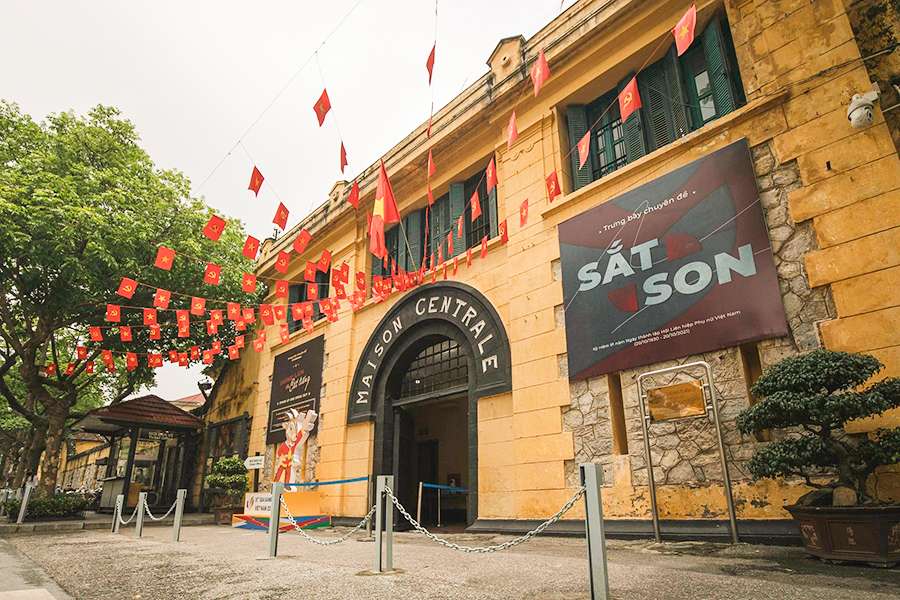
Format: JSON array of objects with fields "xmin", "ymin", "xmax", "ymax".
[
  {"xmin": 280, "ymin": 496, "xmax": 377, "ymax": 546},
  {"xmin": 143, "ymin": 497, "xmax": 177, "ymax": 522},
  {"xmin": 384, "ymin": 484, "xmax": 586, "ymax": 554},
  {"xmin": 118, "ymin": 505, "xmax": 139, "ymax": 526}
]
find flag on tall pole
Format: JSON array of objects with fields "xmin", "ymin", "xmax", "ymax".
[{"xmin": 369, "ymin": 160, "xmax": 400, "ymax": 258}]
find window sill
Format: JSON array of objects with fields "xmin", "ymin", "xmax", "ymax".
[{"xmin": 540, "ymin": 91, "xmax": 789, "ymax": 220}]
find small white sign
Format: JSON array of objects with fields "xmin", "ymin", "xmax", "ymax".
[
  {"xmin": 244, "ymin": 455, "xmax": 265, "ymax": 470},
  {"xmin": 243, "ymin": 492, "xmax": 272, "ymax": 516}
]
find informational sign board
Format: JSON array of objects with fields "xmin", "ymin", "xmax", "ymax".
[
  {"xmin": 265, "ymin": 336, "xmax": 324, "ymax": 445},
  {"xmin": 243, "ymin": 492, "xmax": 272, "ymax": 516},
  {"xmin": 559, "ymin": 140, "xmax": 788, "ymax": 380},
  {"xmin": 243, "ymin": 455, "xmax": 265, "ymax": 470},
  {"xmin": 646, "ymin": 381, "xmax": 706, "ymax": 422}
]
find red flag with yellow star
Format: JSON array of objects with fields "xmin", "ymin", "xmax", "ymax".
[
  {"xmin": 673, "ymin": 4, "xmax": 697, "ymax": 56},
  {"xmin": 273, "ymin": 202, "xmax": 289, "ymax": 230},
  {"xmin": 530, "ymin": 49, "xmax": 551, "ymax": 97},
  {"xmin": 369, "ymin": 160, "xmax": 400, "ymax": 258},
  {"xmin": 249, "ymin": 166, "xmax": 264, "ymax": 196},
  {"xmin": 154, "ymin": 246, "xmax": 175, "ymax": 270},
  {"xmin": 340, "ymin": 142, "xmax": 348, "ymax": 173},
  {"xmin": 293, "ymin": 229, "xmax": 312, "ymax": 254},
  {"xmin": 243, "ymin": 235, "xmax": 260, "ymax": 260},
  {"xmin": 486, "ymin": 157, "xmax": 498, "ymax": 193},
  {"xmin": 577, "ymin": 131, "xmax": 591, "ymax": 169},
  {"xmin": 347, "ymin": 181, "xmax": 360, "ymax": 209}
]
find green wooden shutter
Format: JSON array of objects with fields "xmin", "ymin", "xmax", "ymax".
[
  {"xmin": 449, "ymin": 183, "xmax": 465, "ymax": 256},
  {"xmin": 404, "ymin": 210, "xmax": 423, "ymax": 271},
  {"xmin": 488, "ymin": 188, "xmax": 498, "ymax": 239},
  {"xmin": 566, "ymin": 105, "xmax": 594, "ymax": 191},
  {"xmin": 430, "ymin": 195, "xmax": 445, "ymax": 262},
  {"xmin": 637, "ymin": 48, "xmax": 690, "ymax": 152},
  {"xmin": 396, "ymin": 222, "xmax": 408, "ymax": 272},
  {"xmin": 619, "ymin": 74, "xmax": 647, "ymax": 163},
  {"xmin": 702, "ymin": 16, "xmax": 737, "ymax": 116}
]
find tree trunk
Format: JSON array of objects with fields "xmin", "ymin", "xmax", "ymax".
[
  {"xmin": 37, "ymin": 404, "xmax": 68, "ymax": 494},
  {"xmin": 12, "ymin": 426, "xmax": 43, "ymax": 488}
]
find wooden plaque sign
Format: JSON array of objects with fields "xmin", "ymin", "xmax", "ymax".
[{"xmin": 646, "ymin": 380, "xmax": 706, "ymax": 422}]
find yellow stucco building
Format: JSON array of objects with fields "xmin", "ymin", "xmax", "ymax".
[{"xmin": 197, "ymin": 0, "xmax": 900, "ymax": 540}]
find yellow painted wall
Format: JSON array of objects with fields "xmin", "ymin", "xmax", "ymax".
[{"xmin": 220, "ymin": 0, "xmax": 899, "ymax": 523}]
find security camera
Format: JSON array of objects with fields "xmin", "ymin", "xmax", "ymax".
[{"xmin": 847, "ymin": 86, "xmax": 880, "ymax": 129}]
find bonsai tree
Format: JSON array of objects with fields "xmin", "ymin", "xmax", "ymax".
[
  {"xmin": 205, "ymin": 456, "xmax": 248, "ymax": 507},
  {"xmin": 737, "ymin": 349, "xmax": 900, "ymax": 503}
]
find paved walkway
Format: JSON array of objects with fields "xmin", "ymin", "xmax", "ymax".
[
  {"xmin": 0, "ymin": 539, "xmax": 71, "ymax": 599},
  {"xmin": 6, "ymin": 525, "xmax": 900, "ymax": 599},
  {"xmin": 0, "ymin": 511, "xmax": 215, "ymax": 536}
]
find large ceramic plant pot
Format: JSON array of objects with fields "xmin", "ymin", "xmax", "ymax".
[{"xmin": 787, "ymin": 504, "xmax": 900, "ymax": 567}]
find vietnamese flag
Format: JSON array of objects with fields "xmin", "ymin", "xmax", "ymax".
[
  {"xmin": 228, "ymin": 345, "xmax": 240, "ymax": 360},
  {"xmin": 470, "ymin": 189, "xmax": 482, "ymax": 221},
  {"xmin": 86, "ymin": 361, "xmax": 95, "ymax": 374},
  {"xmin": 507, "ymin": 111, "xmax": 518, "ymax": 150},
  {"xmin": 153, "ymin": 288, "xmax": 171, "ymax": 309},
  {"xmin": 242, "ymin": 307, "xmax": 255, "ymax": 323},
  {"xmin": 143, "ymin": 308, "xmax": 157, "ymax": 326},
  {"xmin": 340, "ymin": 142, "xmax": 348, "ymax": 173},
  {"xmin": 577, "ymin": 131, "xmax": 591, "ymax": 169},
  {"xmin": 203, "ymin": 350, "xmax": 214, "ymax": 364},
  {"xmin": 89, "ymin": 326, "xmax": 103, "ymax": 342},
  {"xmin": 673, "ymin": 4, "xmax": 697, "ymax": 56},
  {"xmin": 304, "ymin": 261, "xmax": 317, "ymax": 282},
  {"xmin": 530, "ymin": 49, "xmax": 550, "ymax": 97},
  {"xmin": 249, "ymin": 166, "xmax": 264, "ymax": 196},
  {"xmin": 117, "ymin": 277, "xmax": 137, "ymax": 299},
  {"xmin": 119, "ymin": 326, "xmax": 133, "ymax": 342},
  {"xmin": 273, "ymin": 304, "xmax": 286, "ymax": 322},
  {"xmin": 313, "ymin": 89, "xmax": 331, "ymax": 126},
  {"xmin": 227, "ymin": 302, "xmax": 241, "ymax": 320},
  {"xmin": 241, "ymin": 272, "xmax": 257, "ymax": 293},
  {"xmin": 480, "ymin": 236, "xmax": 488, "ymax": 259},
  {"xmin": 307, "ymin": 284, "xmax": 319, "ymax": 301},
  {"xmin": 243, "ymin": 235, "xmax": 260, "ymax": 260},
  {"xmin": 77, "ymin": 346, "xmax": 88, "ymax": 360},
  {"xmin": 427, "ymin": 149, "xmax": 436, "ymax": 178},
  {"xmin": 273, "ymin": 202, "xmax": 289, "ymax": 230},
  {"xmin": 154, "ymin": 246, "xmax": 175, "ymax": 270},
  {"xmin": 369, "ymin": 160, "xmax": 401, "ymax": 259},
  {"xmin": 618, "ymin": 76, "xmax": 641, "ymax": 122},
  {"xmin": 207, "ymin": 320, "xmax": 218, "ymax": 335},
  {"xmin": 317, "ymin": 249, "xmax": 331, "ymax": 272},
  {"xmin": 210, "ymin": 309, "xmax": 224, "ymax": 325},
  {"xmin": 126, "ymin": 352, "xmax": 138, "ymax": 371},
  {"xmin": 203, "ymin": 214, "xmax": 226, "ymax": 241},
  {"xmin": 293, "ymin": 229, "xmax": 312, "ymax": 255},
  {"xmin": 486, "ymin": 157, "xmax": 498, "ymax": 194}
]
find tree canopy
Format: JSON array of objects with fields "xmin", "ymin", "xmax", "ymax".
[{"xmin": 0, "ymin": 101, "xmax": 263, "ymax": 490}]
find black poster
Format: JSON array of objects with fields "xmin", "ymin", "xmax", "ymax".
[
  {"xmin": 558, "ymin": 140, "xmax": 788, "ymax": 380},
  {"xmin": 265, "ymin": 335, "xmax": 324, "ymax": 445}
]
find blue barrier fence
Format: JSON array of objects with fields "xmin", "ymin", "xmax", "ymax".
[
  {"xmin": 284, "ymin": 476, "xmax": 369, "ymax": 488},
  {"xmin": 421, "ymin": 482, "xmax": 468, "ymax": 493}
]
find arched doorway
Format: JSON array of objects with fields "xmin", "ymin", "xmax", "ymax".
[{"xmin": 348, "ymin": 283, "xmax": 512, "ymax": 526}]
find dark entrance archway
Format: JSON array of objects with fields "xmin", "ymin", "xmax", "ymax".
[{"xmin": 347, "ymin": 282, "xmax": 512, "ymax": 525}]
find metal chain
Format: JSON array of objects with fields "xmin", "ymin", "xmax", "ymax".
[
  {"xmin": 142, "ymin": 497, "xmax": 177, "ymax": 521},
  {"xmin": 280, "ymin": 496, "xmax": 376, "ymax": 546},
  {"xmin": 384, "ymin": 484, "xmax": 585, "ymax": 553},
  {"xmin": 118, "ymin": 504, "xmax": 139, "ymax": 525}
]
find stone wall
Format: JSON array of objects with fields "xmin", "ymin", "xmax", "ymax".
[{"xmin": 561, "ymin": 139, "xmax": 835, "ymax": 494}]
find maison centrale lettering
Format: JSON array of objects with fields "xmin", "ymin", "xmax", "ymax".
[{"xmin": 348, "ymin": 283, "xmax": 511, "ymax": 423}]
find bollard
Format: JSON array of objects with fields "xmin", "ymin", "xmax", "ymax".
[
  {"xmin": 580, "ymin": 463, "xmax": 610, "ymax": 600},
  {"xmin": 112, "ymin": 494, "xmax": 124, "ymax": 533},
  {"xmin": 365, "ymin": 475, "xmax": 374, "ymax": 539},
  {"xmin": 172, "ymin": 489, "xmax": 187, "ymax": 542},
  {"xmin": 416, "ymin": 481, "xmax": 424, "ymax": 525},
  {"xmin": 16, "ymin": 483, "xmax": 33, "ymax": 525},
  {"xmin": 373, "ymin": 475, "xmax": 394, "ymax": 573},
  {"xmin": 268, "ymin": 483, "xmax": 283, "ymax": 558},
  {"xmin": 135, "ymin": 492, "xmax": 147, "ymax": 538}
]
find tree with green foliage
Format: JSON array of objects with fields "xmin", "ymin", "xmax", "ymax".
[
  {"xmin": 0, "ymin": 101, "xmax": 263, "ymax": 493},
  {"xmin": 737, "ymin": 350, "xmax": 900, "ymax": 503},
  {"xmin": 204, "ymin": 455, "xmax": 248, "ymax": 506}
]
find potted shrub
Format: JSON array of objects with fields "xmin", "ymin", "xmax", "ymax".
[
  {"xmin": 205, "ymin": 456, "xmax": 248, "ymax": 524},
  {"xmin": 3, "ymin": 491, "xmax": 91, "ymax": 522},
  {"xmin": 737, "ymin": 349, "xmax": 900, "ymax": 566}
]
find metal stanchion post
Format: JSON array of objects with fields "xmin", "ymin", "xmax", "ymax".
[
  {"xmin": 373, "ymin": 476, "xmax": 385, "ymax": 572},
  {"xmin": 416, "ymin": 481, "xmax": 423, "ymax": 525},
  {"xmin": 16, "ymin": 483, "xmax": 33, "ymax": 525},
  {"xmin": 268, "ymin": 483, "xmax": 283, "ymax": 558},
  {"xmin": 580, "ymin": 464, "xmax": 609, "ymax": 600},
  {"xmin": 172, "ymin": 489, "xmax": 186, "ymax": 542},
  {"xmin": 366, "ymin": 475, "xmax": 374, "ymax": 539},
  {"xmin": 0, "ymin": 489, "xmax": 8, "ymax": 517},
  {"xmin": 384, "ymin": 475, "xmax": 393, "ymax": 571},
  {"xmin": 135, "ymin": 492, "xmax": 147, "ymax": 538},
  {"xmin": 111, "ymin": 494, "xmax": 123, "ymax": 533}
]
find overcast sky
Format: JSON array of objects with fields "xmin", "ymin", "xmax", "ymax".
[{"xmin": 3, "ymin": 0, "xmax": 574, "ymax": 401}]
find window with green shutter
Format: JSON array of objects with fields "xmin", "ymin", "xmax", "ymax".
[
  {"xmin": 287, "ymin": 268, "xmax": 330, "ymax": 330},
  {"xmin": 562, "ymin": 11, "xmax": 743, "ymax": 187}
]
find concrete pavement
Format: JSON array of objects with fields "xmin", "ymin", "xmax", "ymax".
[{"xmin": 0, "ymin": 539, "xmax": 71, "ymax": 600}]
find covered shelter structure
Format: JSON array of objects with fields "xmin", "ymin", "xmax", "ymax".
[{"xmin": 72, "ymin": 394, "xmax": 202, "ymax": 512}]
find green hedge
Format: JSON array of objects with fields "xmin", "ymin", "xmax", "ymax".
[{"xmin": 4, "ymin": 493, "xmax": 91, "ymax": 521}]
